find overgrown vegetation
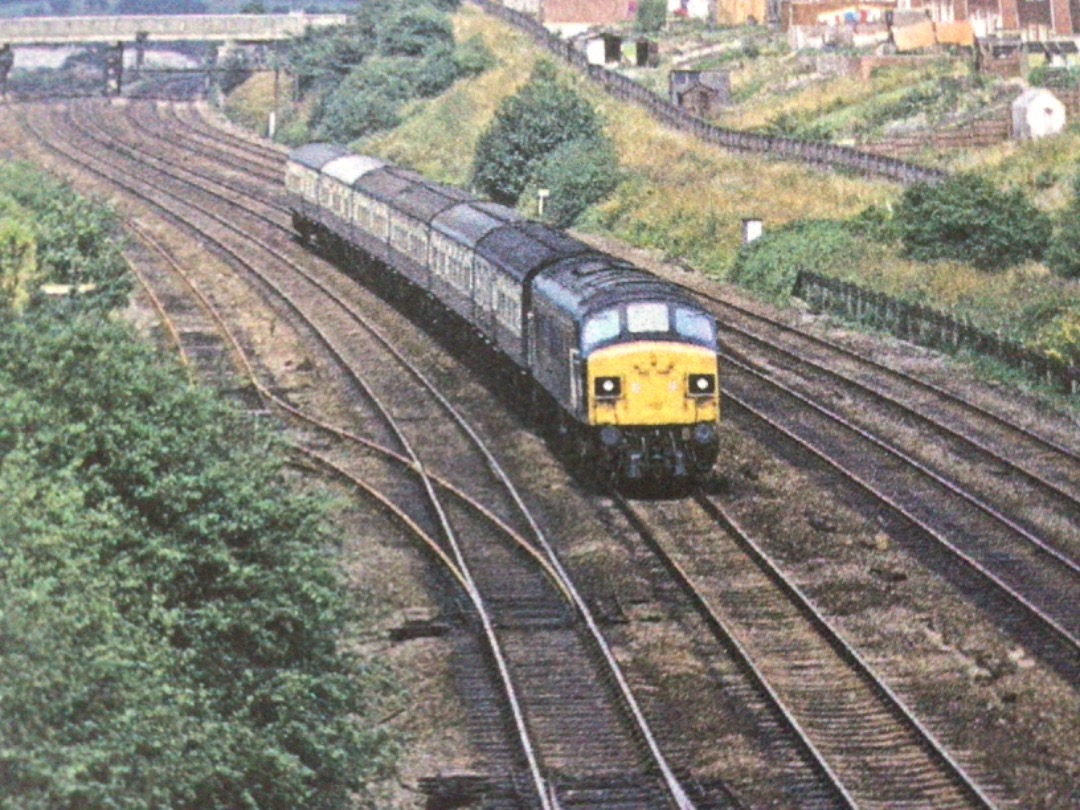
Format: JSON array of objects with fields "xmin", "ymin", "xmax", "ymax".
[
  {"xmin": 226, "ymin": 6, "xmax": 1080, "ymax": 385},
  {"xmin": 1046, "ymin": 162, "xmax": 1080, "ymax": 280},
  {"xmin": 472, "ymin": 60, "xmax": 618, "ymax": 226},
  {"xmin": 731, "ymin": 219, "xmax": 867, "ymax": 302},
  {"xmin": 895, "ymin": 174, "xmax": 1051, "ymax": 272},
  {"xmin": 636, "ymin": 0, "xmax": 667, "ymax": 33},
  {"xmin": 283, "ymin": 0, "xmax": 491, "ymax": 144},
  {"xmin": 0, "ymin": 162, "xmax": 130, "ymax": 311},
  {"xmin": 0, "ymin": 167, "xmax": 400, "ymax": 807}
]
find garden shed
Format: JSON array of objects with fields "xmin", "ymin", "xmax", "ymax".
[{"xmin": 1011, "ymin": 88, "xmax": 1066, "ymax": 140}]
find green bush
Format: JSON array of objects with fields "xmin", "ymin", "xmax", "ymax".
[
  {"xmin": 1045, "ymin": 165, "xmax": 1080, "ymax": 279},
  {"xmin": 315, "ymin": 57, "xmax": 413, "ymax": 141},
  {"xmin": 730, "ymin": 219, "xmax": 860, "ymax": 302},
  {"xmin": 636, "ymin": 0, "xmax": 667, "ymax": 33},
  {"xmin": 895, "ymin": 174, "xmax": 1051, "ymax": 272},
  {"xmin": 0, "ymin": 163, "xmax": 130, "ymax": 311},
  {"xmin": 530, "ymin": 136, "xmax": 620, "ymax": 228},
  {"xmin": 0, "ymin": 314, "xmax": 399, "ymax": 810},
  {"xmin": 376, "ymin": 4, "xmax": 454, "ymax": 57},
  {"xmin": 454, "ymin": 33, "xmax": 496, "ymax": 76},
  {"xmin": 0, "ymin": 204, "xmax": 40, "ymax": 313},
  {"xmin": 472, "ymin": 61, "xmax": 609, "ymax": 205},
  {"xmin": 291, "ymin": 0, "xmax": 485, "ymax": 143}
]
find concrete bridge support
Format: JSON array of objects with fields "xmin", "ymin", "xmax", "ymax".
[{"xmin": 0, "ymin": 45, "xmax": 12, "ymax": 99}]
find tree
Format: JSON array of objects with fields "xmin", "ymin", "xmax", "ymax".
[
  {"xmin": 118, "ymin": 0, "xmax": 207, "ymax": 13},
  {"xmin": 0, "ymin": 313, "xmax": 401, "ymax": 810},
  {"xmin": 895, "ymin": 174, "xmax": 1051, "ymax": 272},
  {"xmin": 315, "ymin": 57, "xmax": 413, "ymax": 142},
  {"xmin": 376, "ymin": 4, "xmax": 454, "ymax": 57},
  {"xmin": 637, "ymin": 0, "xmax": 667, "ymax": 32},
  {"xmin": 472, "ymin": 62, "xmax": 607, "ymax": 205},
  {"xmin": 531, "ymin": 136, "xmax": 619, "ymax": 228}
]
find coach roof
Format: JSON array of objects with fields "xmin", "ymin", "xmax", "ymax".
[
  {"xmin": 476, "ymin": 221, "xmax": 590, "ymax": 284},
  {"xmin": 322, "ymin": 154, "xmax": 385, "ymax": 185},
  {"xmin": 288, "ymin": 143, "xmax": 348, "ymax": 171},
  {"xmin": 431, "ymin": 201, "xmax": 521, "ymax": 248}
]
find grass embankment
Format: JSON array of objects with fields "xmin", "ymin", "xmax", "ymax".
[{"xmin": 229, "ymin": 5, "xmax": 1080, "ymax": 391}]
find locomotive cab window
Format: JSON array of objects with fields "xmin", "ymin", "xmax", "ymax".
[
  {"xmin": 582, "ymin": 308, "xmax": 620, "ymax": 352},
  {"xmin": 675, "ymin": 308, "xmax": 716, "ymax": 347},
  {"xmin": 626, "ymin": 302, "xmax": 669, "ymax": 334}
]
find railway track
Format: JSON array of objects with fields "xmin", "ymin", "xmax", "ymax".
[
  {"xmin": 606, "ymin": 491, "xmax": 1008, "ymax": 809},
  {"xmin": 132, "ymin": 97, "xmax": 1080, "ymax": 666},
  {"xmin": 19, "ymin": 99, "xmax": 723, "ymax": 809},
  {"xmin": 6, "ymin": 98, "xmax": 1071, "ymax": 807}
]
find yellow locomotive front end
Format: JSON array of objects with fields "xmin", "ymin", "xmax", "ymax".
[{"xmin": 581, "ymin": 301, "xmax": 719, "ymax": 481}]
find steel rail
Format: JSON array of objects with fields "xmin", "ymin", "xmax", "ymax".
[
  {"xmin": 720, "ymin": 348, "xmax": 1080, "ymax": 654},
  {"xmin": 23, "ymin": 107, "xmax": 557, "ymax": 810},
  {"xmin": 63, "ymin": 99, "xmax": 705, "ymax": 809}
]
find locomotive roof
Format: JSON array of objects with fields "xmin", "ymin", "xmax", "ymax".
[
  {"xmin": 393, "ymin": 180, "xmax": 474, "ymax": 223},
  {"xmin": 288, "ymin": 142, "xmax": 348, "ymax": 170},
  {"xmin": 476, "ymin": 221, "xmax": 590, "ymax": 283},
  {"xmin": 535, "ymin": 254, "xmax": 701, "ymax": 318},
  {"xmin": 322, "ymin": 154, "xmax": 385, "ymax": 185},
  {"xmin": 431, "ymin": 201, "xmax": 522, "ymax": 248}
]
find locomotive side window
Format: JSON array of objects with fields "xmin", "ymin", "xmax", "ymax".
[
  {"xmin": 627, "ymin": 302, "xmax": 669, "ymax": 334},
  {"xmin": 675, "ymin": 308, "xmax": 716, "ymax": 346},
  {"xmin": 582, "ymin": 308, "xmax": 620, "ymax": 352}
]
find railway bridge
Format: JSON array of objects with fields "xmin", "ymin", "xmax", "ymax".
[{"xmin": 0, "ymin": 12, "xmax": 348, "ymax": 96}]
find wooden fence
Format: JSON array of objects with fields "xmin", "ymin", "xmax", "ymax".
[
  {"xmin": 471, "ymin": 0, "xmax": 945, "ymax": 186},
  {"xmin": 794, "ymin": 271, "xmax": 1079, "ymax": 394},
  {"xmin": 471, "ymin": 1, "xmax": 1077, "ymax": 393}
]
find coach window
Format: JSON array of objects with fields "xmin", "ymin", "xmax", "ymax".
[
  {"xmin": 626, "ymin": 302, "xmax": 669, "ymax": 335},
  {"xmin": 675, "ymin": 308, "xmax": 715, "ymax": 347},
  {"xmin": 582, "ymin": 308, "xmax": 620, "ymax": 352}
]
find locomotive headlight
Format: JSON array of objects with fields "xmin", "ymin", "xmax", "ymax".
[
  {"xmin": 593, "ymin": 376, "xmax": 621, "ymax": 399},
  {"xmin": 688, "ymin": 373, "xmax": 716, "ymax": 396}
]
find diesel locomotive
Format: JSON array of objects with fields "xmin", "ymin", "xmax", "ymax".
[{"xmin": 286, "ymin": 143, "xmax": 720, "ymax": 482}]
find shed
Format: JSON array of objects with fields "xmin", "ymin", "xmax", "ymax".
[
  {"xmin": 633, "ymin": 38, "xmax": 659, "ymax": 67},
  {"xmin": 1011, "ymin": 88, "xmax": 1066, "ymax": 141},
  {"xmin": 582, "ymin": 32, "xmax": 622, "ymax": 65},
  {"xmin": 669, "ymin": 69, "xmax": 731, "ymax": 112}
]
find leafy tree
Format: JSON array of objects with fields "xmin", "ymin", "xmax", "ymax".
[
  {"xmin": 895, "ymin": 174, "xmax": 1051, "ymax": 272},
  {"xmin": 1045, "ymin": 166, "xmax": 1080, "ymax": 279},
  {"xmin": 287, "ymin": 18, "xmax": 377, "ymax": 94},
  {"xmin": 315, "ymin": 56, "xmax": 413, "ymax": 141},
  {"xmin": 472, "ymin": 61, "xmax": 608, "ymax": 205},
  {"xmin": 636, "ymin": 0, "xmax": 667, "ymax": 32},
  {"xmin": 0, "ymin": 314, "xmax": 400, "ymax": 809},
  {"xmin": 531, "ymin": 136, "xmax": 620, "ymax": 228},
  {"xmin": 376, "ymin": 4, "xmax": 454, "ymax": 57}
]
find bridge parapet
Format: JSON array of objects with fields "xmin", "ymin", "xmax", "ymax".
[{"xmin": 0, "ymin": 13, "xmax": 349, "ymax": 45}]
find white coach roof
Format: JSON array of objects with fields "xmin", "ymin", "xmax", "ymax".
[{"xmin": 322, "ymin": 154, "xmax": 386, "ymax": 185}]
